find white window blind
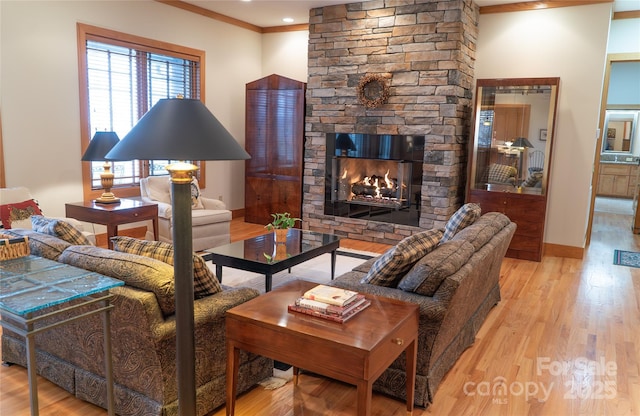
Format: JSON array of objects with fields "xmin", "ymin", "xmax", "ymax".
[{"xmin": 84, "ymin": 37, "xmax": 201, "ymax": 190}]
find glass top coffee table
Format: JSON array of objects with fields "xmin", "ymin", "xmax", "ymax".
[{"xmin": 204, "ymin": 229, "xmax": 340, "ymax": 292}]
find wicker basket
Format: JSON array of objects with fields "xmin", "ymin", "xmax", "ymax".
[{"xmin": 0, "ymin": 234, "xmax": 30, "ymax": 260}]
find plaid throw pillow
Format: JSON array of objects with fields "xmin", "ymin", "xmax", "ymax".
[
  {"xmin": 31, "ymin": 215, "xmax": 92, "ymax": 246},
  {"xmin": 441, "ymin": 203, "xmax": 481, "ymax": 242},
  {"xmin": 522, "ymin": 171, "xmax": 543, "ymax": 187},
  {"xmin": 110, "ymin": 236, "xmax": 221, "ymax": 298},
  {"xmin": 361, "ymin": 228, "xmax": 443, "ymax": 287},
  {"xmin": 487, "ymin": 164, "xmax": 517, "ymax": 183}
]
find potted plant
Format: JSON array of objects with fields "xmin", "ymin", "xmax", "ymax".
[{"xmin": 265, "ymin": 212, "xmax": 301, "ymax": 243}]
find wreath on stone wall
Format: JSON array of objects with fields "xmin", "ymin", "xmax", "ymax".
[{"xmin": 357, "ymin": 73, "xmax": 390, "ymax": 109}]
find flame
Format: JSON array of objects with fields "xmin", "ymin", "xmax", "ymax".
[
  {"xmin": 341, "ymin": 169, "xmax": 348, "ymax": 179},
  {"xmin": 384, "ymin": 170, "xmax": 393, "ymax": 188}
]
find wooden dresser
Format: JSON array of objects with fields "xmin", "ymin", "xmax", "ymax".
[{"xmin": 468, "ymin": 188, "xmax": 545, "ymax": 261}]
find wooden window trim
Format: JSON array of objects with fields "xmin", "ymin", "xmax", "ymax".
[{"xmin": 77, "ymin": 23, "xmax": 207, "ymax": 201}]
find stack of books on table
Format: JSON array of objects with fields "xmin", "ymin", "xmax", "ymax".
[{"xmin": 288, "ymin": 284, "xmax": 371, "ymax": 323}]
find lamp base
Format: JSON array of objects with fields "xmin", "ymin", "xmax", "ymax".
[{"xmin": 95, "ymin": 192, "xmax": 120, "ymax": 204}]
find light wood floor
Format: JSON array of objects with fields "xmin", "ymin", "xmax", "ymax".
[{"xmin": 2, "ymin": 210, "xmax": 639, "ymax": 416}]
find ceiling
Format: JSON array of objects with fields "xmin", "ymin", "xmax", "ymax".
[{"xmin": 182, "ymin": 0, "xmax": 639, "ymax": 29}]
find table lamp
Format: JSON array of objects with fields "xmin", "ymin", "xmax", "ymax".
[
  {"xmin": 511, "ymin": 137, "xmax": 534, "ymax": 182},
  {"xmin": 105, "ymin": 98, "xmax": 250, "ymax": 416},
  {"xmin": 82, "ymin": 131, "xmax": 121, "ymax": 204},
  {"xmin": 336, "ymin": 133, "xmax": 356, "ymax": 156}
]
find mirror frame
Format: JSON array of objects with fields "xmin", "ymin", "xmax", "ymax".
[
  {"xmin": 467, "ymin": 77, "xmax": 560, "ymax": 196},
  {"xmin": 601, "ymin": 109, "xmax": 638, "ymax": 154}
]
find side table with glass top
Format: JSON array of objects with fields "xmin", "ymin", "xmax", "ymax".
[{"xmin": 0, "ymin": 255, "xmax": 124, "ymax": 416}]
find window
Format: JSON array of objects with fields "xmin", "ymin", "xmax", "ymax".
[{"xmin": 77, "ymin": 24, "xmax": 206, "ymax": 200}]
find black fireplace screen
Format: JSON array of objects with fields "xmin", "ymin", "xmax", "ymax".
[{"xmin": 324, "ymin": 134, "xmax": 424, "ymax": 227}]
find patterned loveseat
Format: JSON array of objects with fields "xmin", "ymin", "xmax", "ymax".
[
  {"xmin": 329, "ymin": 204, "xmax": 516, "ymax": 408},
  {"xmin": 1, "ymin": 228, "xmax": 272, "ymax": 416}
]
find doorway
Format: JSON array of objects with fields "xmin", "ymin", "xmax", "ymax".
[{"xmin": 587, "ymin": 53, "xmax": 640, "ymax": 246}]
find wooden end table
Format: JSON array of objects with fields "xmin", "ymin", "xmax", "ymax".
[
  {"xmin": 65, "ymin": 199, "xmax": 158, "ymax": 249},
  {"xmin": 225, "ymin": 280, "xmax": 419, "ymax": 415}
]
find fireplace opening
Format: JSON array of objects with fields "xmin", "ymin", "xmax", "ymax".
[{"xmin": 325, "ymin": 134, "xmax": 424, "ymax": 227}]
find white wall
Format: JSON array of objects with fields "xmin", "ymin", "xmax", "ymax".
[
  {"xmin": 1, "ymin": 0, "xmax": 263, "ymax": 215},
  {"xmin": 261, "ymin": 31, "xmax": 309, "ymax": 83},
  {"xmin": 475, "ymin": 3, "xmax": 612, "ymax": 250}
]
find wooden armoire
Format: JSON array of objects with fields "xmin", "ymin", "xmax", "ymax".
[{"xmin": 244, "ymin": 74, "xmax": 306, "ymax": 225}]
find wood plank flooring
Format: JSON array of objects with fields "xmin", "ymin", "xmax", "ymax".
[{"xmin": 2, "ymin": 208, "xmax": 639, "ymax": 415}]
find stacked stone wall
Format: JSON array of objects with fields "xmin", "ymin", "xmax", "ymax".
[{"xmin": 303, "ymin": 0, "xmax": 479, "ymax": 244}]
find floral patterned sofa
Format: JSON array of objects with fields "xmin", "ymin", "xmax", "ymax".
[{"xmin": 1, "ymin": 227, "xmax": 272, "ymax": 416}]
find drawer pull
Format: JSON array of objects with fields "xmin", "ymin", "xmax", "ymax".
[
  {"xmin": 392, "ymin": 338, "xmax": 404, "ymax": 346},
  {"xmin": 134, "ymin": 213, "xmax": 139, "ymax": 217}
]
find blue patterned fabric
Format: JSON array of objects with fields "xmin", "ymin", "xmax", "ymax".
[
  {"xmin": 361, "ymin": 228, "xmax": 443, "ymax": 287},
  {"xmin": 31, "ymin": 215, "xmax": 92, "ymax": 246},
  {"xmin": 441, "ymin": 203, "xmax": 481, "ymax": 242}
]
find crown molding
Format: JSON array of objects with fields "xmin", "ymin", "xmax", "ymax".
[
  {"xmin": 155, "ymin": 0, "xmax": 262, "ymax": 33},
  {"xmin": 614, "ymin": 10, "xmax": 640, "ymax": 19},
  {"xmin": 479, "ymin": 0, "xmax": 614, "ymax": 14}
]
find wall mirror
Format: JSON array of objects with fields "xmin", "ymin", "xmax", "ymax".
[
  {"xmin": 468, "ymin": 77, "xmax": 560, "ymax": 196},
  {"xmin": 601, "ymin": 110, "xmax": 638, "ymax": 154}
]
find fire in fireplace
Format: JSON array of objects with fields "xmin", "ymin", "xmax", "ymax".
[{"xmin": 325, "ymin": 134, "xmax": 424, "ymax": 227}]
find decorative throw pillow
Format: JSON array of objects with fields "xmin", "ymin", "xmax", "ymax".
[
  {"xmin": 441, "ymin": 203, "xmax": 481, "ymax": 242},
  {"xmin": 110, "ymin": 236, "xmax": 221, "ymax": 297},
  {"xmin": 0, "ymin": 199, "xmax": 42, "ymax": 229},
  {"xmin": 59, "ymin": 245, "xmax": 176, "ymax": 316},
  {"xmin": 31, "ymin": 215, "xmax": 92, "ymax": 246},
  {"xmin": 398, "ymin": 239, "xmax": 476, "ymax": 296},
  {"xmin": 168, "ymin": 178, "xmax": 205, "ymax": 210},
  {"xmin": 488, "ymin": 163, "xmax": 517, "ymax": 184},
  {"xmin": 361, "ymin": 228, "xmax": 443, "ymax": 287},
  {"xmin": 522, "ymin": 171, "xmax": 543, "ymax": 188},
  {"xmin": 190, "ymin": 178, "xmax": 205, "ymax": 210}
]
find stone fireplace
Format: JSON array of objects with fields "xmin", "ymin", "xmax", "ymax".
[{"xmin": 303, "ymin": 0, "xmax": 479, "ymax": 244}]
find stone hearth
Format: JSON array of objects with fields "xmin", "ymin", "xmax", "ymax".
[{"xmin": 303, "ymin": 0, "xmax": 479, "ymax": 244}]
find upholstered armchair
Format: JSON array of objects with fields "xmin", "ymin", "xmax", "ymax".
[
  {"xmin": 139, "ymin": 176, "xmax": 231, "ymax": 251},
  {"xmin": 0, "ymin": 186, "xmax": 96, "ymax": 244}
]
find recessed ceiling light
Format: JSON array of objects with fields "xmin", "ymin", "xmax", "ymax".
[{"xmin": 282, "ymin": 17, "xmax": 294, "ymax": 23}]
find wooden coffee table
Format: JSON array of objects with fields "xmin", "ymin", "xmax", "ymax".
[{"xmin": 225, "ymin": 280, "xmax": 419, "ymax": 415}]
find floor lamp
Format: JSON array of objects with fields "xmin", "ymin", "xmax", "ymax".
[{"xmin": 105, "ymin": 98, "xmax": 250, "ymax": 415}]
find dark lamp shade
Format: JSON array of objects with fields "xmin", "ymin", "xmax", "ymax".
[
  {"xmin": 512, "ymin": 137, "xmax": 534, "ymax": 148},
  {"xmin": 336, "ymin": 133, "xmax": 356, "ymax": 151},
  {"xmin": 81, "ymin": 131, "xmax": 120, "ymax": 161},
  {"xmin": 105, "ymin": 98, "xmax": 250, "ymax": 161}
]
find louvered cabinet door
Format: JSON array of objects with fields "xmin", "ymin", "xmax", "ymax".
[{"xmin": 245, "ymin": 75, "xmax": 306, "ymax": 225}]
